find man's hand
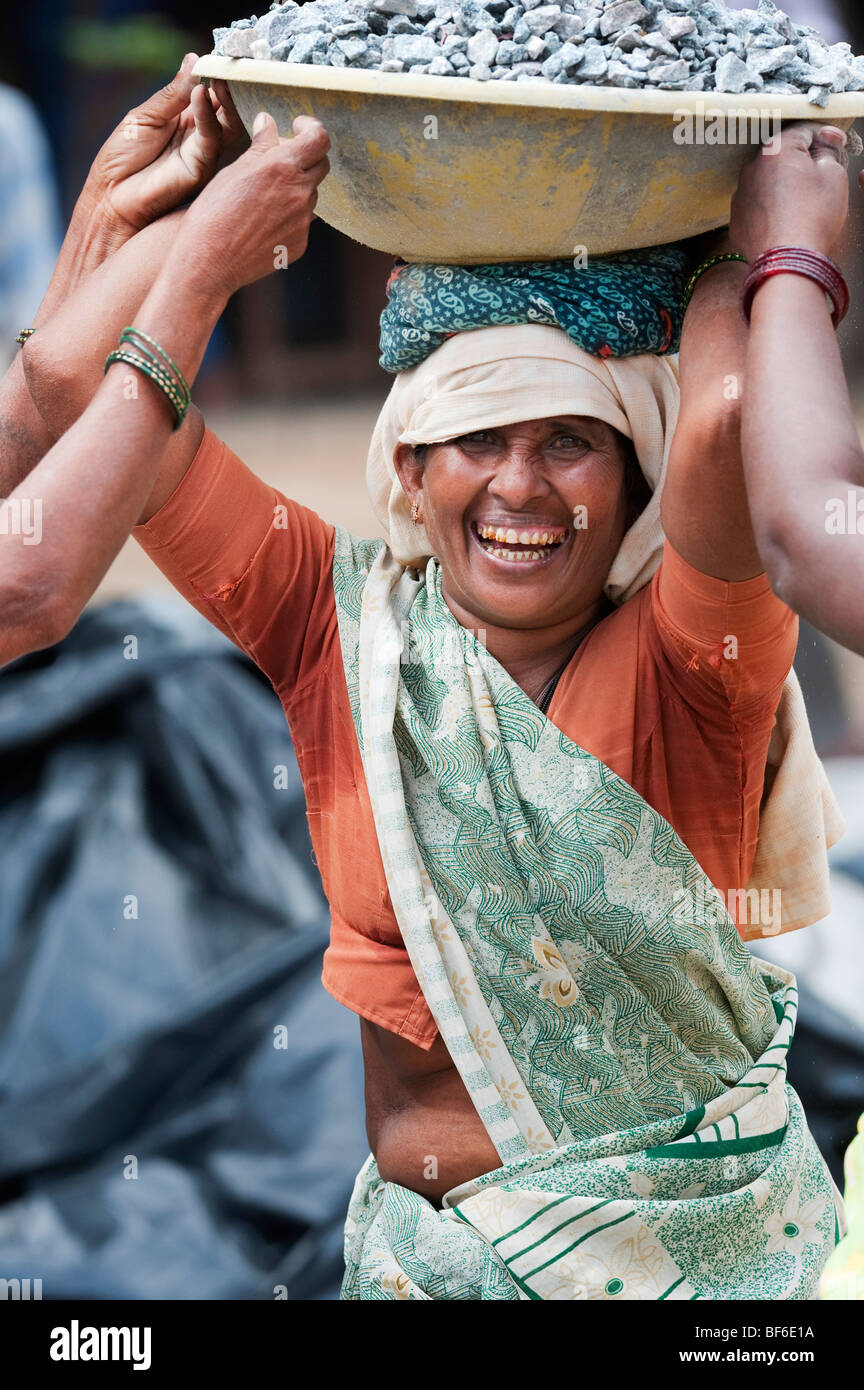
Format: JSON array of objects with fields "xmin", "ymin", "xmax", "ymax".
[
  {"xmin": 173, "ymin": 112, "xmax": 331, "ymax": 300},
  {"xmin": 82, "ymin": 53, "xmax": 246, "ymax": 239},
  {"xmin": 730, "ymin": 122, "xmax": 850, "ymax": 263}
]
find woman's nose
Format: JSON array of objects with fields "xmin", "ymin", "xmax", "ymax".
[{"xmin": 488, "ymin": 451, "xmax": 548, "ymax": 507}]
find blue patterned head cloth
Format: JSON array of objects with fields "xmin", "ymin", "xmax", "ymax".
[{"xmin": 378, "ymin": 245, "xmax": 689, "ymax": 374}]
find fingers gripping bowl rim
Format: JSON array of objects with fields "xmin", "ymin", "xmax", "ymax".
[{"xmin": 194, "ymin": 55, "xmax": 864, "ymax": 264}]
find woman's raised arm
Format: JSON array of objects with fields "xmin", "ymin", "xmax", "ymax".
[
  {"xmin": 659, "ymin": 228, "xmax": 758, "ymax": 582},
  {"xmin": 730, "ymin": 123, "xmax": 864, "ymax": 655},
  {"xmin": 0, "ymin": 112, "xmax": 330, "ymax": 666}
]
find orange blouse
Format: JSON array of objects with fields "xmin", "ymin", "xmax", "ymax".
[{"xmin": 134, "ymin": 427, "xmax": 798, "ymax": 1050}]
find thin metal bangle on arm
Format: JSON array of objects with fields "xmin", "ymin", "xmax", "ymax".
[{"xmin": 0, "ymin": 256, "xmax": 227, "ymax": 667}]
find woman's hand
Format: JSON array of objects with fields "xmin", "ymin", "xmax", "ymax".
[
  {"xmin": 171, "ymin": 112, "xmax": 331, "ymax": 299},
  {"xmin": 82, "ymin": 53, "xmax": 246, "ymax": 238},
  {"xmin": 730, "ymin": 122, "xmax": 850, "ymax": 262}
]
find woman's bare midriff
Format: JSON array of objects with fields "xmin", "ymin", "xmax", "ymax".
[{"xmin": 360, "ymin": 1019, "xmax": 502, "ymax": 1204}]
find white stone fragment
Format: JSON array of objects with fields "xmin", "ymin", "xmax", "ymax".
[
  {"xmin": 467, "ymin": 27, "xmax": 499, "ymax": 64},
  {"xmin": 660, "ymin": 15, "xmax": 696, "ymax": 42},
  {"xmin": 599, "ymin": 1, "xmax": 649, "ymax": 40},
  {"xmin": 220, "ymin": 28, "xmax": 257, "ymax": 56},
  {"xmin": 715, "ymin": 52, "xmax": 755, "ymax": 93}
]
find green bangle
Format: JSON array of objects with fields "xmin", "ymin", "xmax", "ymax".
[
  {"xmin": 106, "ymin": 348, "xmax": 186, "ymax": 410},
  {"xmin": 119, "ymin": 326, "xmax": 190, "ymax": 404},
  {"xmin": 105, "ymin": 349, "xmax": 187, "ymax": 423},
  {"xmin": 683, "ymin": 253, "xmax": 748, "ymax": 311},
  {"xmin": 104, "ymin": 348, "xmax": 189, "ymax": 429}
]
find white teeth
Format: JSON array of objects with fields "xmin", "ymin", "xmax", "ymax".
[{"xmin": 488, "ymin": 546, "xmax": 545, "ymax": 562}]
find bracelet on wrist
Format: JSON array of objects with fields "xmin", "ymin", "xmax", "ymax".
[
  {"xmin": 15, "ymin": 328, "xmax": 34, "ymax": 346},
  {"xmin": 741, "ymin": 247, "xmax": 850, "ymax": 328},
  {"xmin": 104, "ymin": 325, "xmax": 190, "ymax": 430},
  {"xmin": 118, "ymin": 326, "xmax": 191, "ymax": 402},
  {"xmin": 683, "ymin": 253, "xmax": 748, "ymax": 312}
]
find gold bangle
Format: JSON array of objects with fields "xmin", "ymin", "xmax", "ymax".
[
  {"xmin": 15, "ymin": 328, "xmax": 34, "ymax": 346},
  {"xmin": 683, "ymin": 253, "xmax": 748, "ymax": 312}
]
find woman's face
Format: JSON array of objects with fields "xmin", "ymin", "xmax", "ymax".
[{"xmin": 394, "ymin": 416, "xmax": 636, "ymax": 631}]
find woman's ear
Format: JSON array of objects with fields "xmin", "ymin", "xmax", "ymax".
[
  {"xmin": 394, "ymin": 442, "xmax": 425, "ymax": 507},
  {"xmin": 620, "ymin": 436, "xmax": 652, "ymax": 528}
]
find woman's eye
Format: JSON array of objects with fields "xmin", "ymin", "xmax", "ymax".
[
  {"xmin": 552, "ymin": 435, "xmax": 588, "ymax": 450},
  {"xmin": 458, "ymin": 431, "xmax": 495, "ymax": 446}
]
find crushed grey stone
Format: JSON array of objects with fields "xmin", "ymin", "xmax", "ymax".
[
  {"xmin": 372, "ymin": 0, "xmax": 419, "ymax": 14},
  {"xmin": 391, "ymin": 32, "xmax": 440, "ymax": 60},
  {"xmin": 649, "ymin": 58, "xmax": 689, "ymax": 85},
  {"xmin": 213, "ymin": 0, "xmax": 864, "ymax": 106}
]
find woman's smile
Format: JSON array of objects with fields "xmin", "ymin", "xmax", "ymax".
[{"xmin": 469, "ymin": 518, "xmax": 570, "ymax": 567}]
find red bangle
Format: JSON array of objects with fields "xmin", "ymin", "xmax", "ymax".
[{"xmin": 741, "ymin": 247, "xmax": 850, "ymax": 328}]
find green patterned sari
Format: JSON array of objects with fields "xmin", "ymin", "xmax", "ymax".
[{"xmin": 332, "ymin": 527, "xmax": 844, "ymax": 1301}]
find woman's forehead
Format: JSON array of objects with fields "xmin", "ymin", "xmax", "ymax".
[{"xmin": 455, "ymin": 415, "xmax": 616, "ymax": 432}]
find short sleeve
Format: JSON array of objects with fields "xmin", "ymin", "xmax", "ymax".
[
  {"xmin": 650, "ymin": 540, "xmax": 798, "ymax": 717},
  {"xmin": 133, "ymin": 425, "xmax": 337, "ymax": 699}
]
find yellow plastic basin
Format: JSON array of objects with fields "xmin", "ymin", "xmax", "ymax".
[{"xmin": 195, "ymin": 55, "xmax": 864, "ymax": 263}]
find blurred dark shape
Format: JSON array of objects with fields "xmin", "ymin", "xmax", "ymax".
[
  {"xmin": 794, "ymin": 620, "xmax": 849, "ymax": 754},
  {"xmin": 786, "ymin": 987, "xmax": 864, "ymax": 1186},
  {"xmin": 65, "ymin": 14, "xmax": 200, "ymax": 71},
  {"xmin": 0, "ymin": 601, "xmax": 367, "ymax": 1300},
  {"xmin": 0, "ymin": 85, "xmax": 63, "ymax": 364},
  {"xmin": 781, "ymin": 0, "xmax": 847, "ymax": 44}
]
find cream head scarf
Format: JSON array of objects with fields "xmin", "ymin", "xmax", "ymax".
[
  {"xmin": 365, "ymin": 323, "xmax": 844, "ymax": 935},
  {"xmin": 367, "ymin": 324, "xmax": 678, "ymax": 604}
]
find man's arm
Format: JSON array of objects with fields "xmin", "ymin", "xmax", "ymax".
[
  {"xmin": 0, "ymin": 112, "xmax": 329, "ymax": 666},
  {"xmin": 0, "ymin": 198, "xmax": 143, "ymax": 500},
  {"xmin": 21, "ymin": 209, "xmax": 206, "ymax": 522},
  {"xmin": 743, "ymin": 275, "xmax": 864, "ymax": 652},
  {"xmin": 0, "ymin": 265, "xmax": 224, "ymax": 664},
  {"xmin": 730, "ymin": 125, "xmax": 864, "ymax": 655},
  {"xmin": 0, "ymin": 54, "xmax": 244, "ymax": 501}
]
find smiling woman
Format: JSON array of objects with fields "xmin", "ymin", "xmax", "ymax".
[
  {"xmin": 125, "ymin": 254, "xmax": 844, "ymax": 1297},
  {"xmin": 394, "ymin": 415, "xmax": 646, "ymax": 706}
]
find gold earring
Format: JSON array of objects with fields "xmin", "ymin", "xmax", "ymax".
[{"xmin": 410, "ymin": 500, "xmax": 422, "ymax": 526}]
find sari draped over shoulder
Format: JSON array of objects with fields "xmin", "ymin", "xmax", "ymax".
[{"xmin": 332, "ymin": 527, "xmax": 844, "ymax": 1302}]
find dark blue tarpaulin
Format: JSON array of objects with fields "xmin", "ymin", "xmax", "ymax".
[{"xmin": 0, "ymin": 600, "xmax": 367, "ymax": 1300}]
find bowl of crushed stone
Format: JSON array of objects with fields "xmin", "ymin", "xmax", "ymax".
[{"xmin": 193, "ymin": 54, "xmax": 864, "ymax": 262}]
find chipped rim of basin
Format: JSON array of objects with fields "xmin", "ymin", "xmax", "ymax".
[{"xmin": 194, "ymin": 54, "xmax": 864, "ymax": 120}]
